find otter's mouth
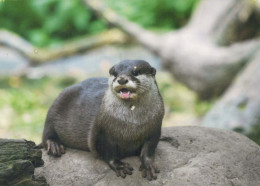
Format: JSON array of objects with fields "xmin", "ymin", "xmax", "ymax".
[
  {"xmin": 117, "ymin": 88, "xmax": 136, "ymax": 99},
  {"xmin": 120, "ymin": 88, "xmax": 131, "ymax": 99}
]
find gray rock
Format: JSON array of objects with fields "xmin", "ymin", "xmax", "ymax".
[{"xmin": 35, "ymin": 126, "xmax": 260, "ymax": 186}]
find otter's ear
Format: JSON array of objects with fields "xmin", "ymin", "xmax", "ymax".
[
  {"xmin": 109, "ymin": 66, "xmax": 115, "ymax": 76},
  {"xmin": 151, "ymin": 67, "xmax": 156, "ymax": 76}
]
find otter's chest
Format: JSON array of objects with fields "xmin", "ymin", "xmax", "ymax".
[
  {"xmin": 98, "ymin": 93, "xmax": 163, "ymax": 149},
  {"xmin": 107, "ymin": 120, "xmax": 147, "ymax": 140},
  {"xmin": 103, "ymin": 119, "xmax": 149, "ymax": 153},
  {"xmin": 101, "ymin": 111, "xmax": 157, "ymax": 150}
]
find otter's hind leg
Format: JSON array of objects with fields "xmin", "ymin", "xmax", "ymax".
[{"xmin": 42, "ymin": 120, "xmax": 65, "ymax": 157}]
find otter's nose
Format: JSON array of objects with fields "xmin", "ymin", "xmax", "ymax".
[{"xmin": 117, "ymin": 78, "xmax": 128, "ymax": 85}]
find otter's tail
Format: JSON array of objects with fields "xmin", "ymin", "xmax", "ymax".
[{"xmin": 160, "ymin": 136, "xmax": 180, "ymax": 148}]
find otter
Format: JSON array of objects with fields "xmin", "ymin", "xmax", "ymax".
[{"xmin": 40, "ymin": 59, "xmax": 164, "ymax": 180}]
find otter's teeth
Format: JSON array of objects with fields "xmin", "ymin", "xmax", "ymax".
[{"xmin": 120, "ymin": 90, "xmax": 131, "ymax": 99}]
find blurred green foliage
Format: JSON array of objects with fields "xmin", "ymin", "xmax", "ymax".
[
  {"xmin": 0, "ymin": 0, "xmax": 107, "ymax": 47},
  {"xmin": 105, "ymin": 0, "xmax": 199, "ymax": 30},
  {"xmin": 0, "ymin": 76, "xmax": 77, "ymax": 143},
  {"xmin": 157, "ymin": 72, "xmax": 196, "ymax": 114},
  {"xmin": 0, "ymin": 0, "xmax": 199, "ymax": 47},
  {"xmin": 194, "ymin": 99, "xmax": 215, "ymax": 117},
  {"xmin": 234, "ymin": 125, "xmax": 260, "ymax": 145},
  {"xmin": 247, "ymin": 124, "xmax": 260, "ymax": 145}
]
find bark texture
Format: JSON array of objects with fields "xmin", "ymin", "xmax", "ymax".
[{"xmin": 0, "ymin": 139, "xmax": 47, "ymax": 186}]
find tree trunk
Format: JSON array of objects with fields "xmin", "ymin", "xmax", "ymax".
[
  {"xmin": 0, "ymin": 139, "xmax": 47, "ymax": 186},
  {"xmin": 202, "ymin": 51, "xmax": 260, "ymax": 131},
  {"xmin": 83, "ymin": 0, "xmax": 260, "ymax": 99}
]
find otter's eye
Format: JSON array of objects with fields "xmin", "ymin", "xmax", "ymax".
[
  {"xmin": 112, "ymin": 72, "xmax": 117, "ymax": 77},
  {"xmin": 132, "ymin": 70, "xmax": 139, "ymax": 76}
]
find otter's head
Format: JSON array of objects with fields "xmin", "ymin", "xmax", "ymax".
[{"xmin": 108, "ymin": 60, "xmax": 156, "ymax": 100}]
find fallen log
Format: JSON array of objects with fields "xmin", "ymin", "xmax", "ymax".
[
  {"xmin": 0, "ymin": 139, "xmax": 47, "ymax": 186},
  {"xmin": 202, "ymin": 51, "xmax": 260, "ymax": 132},
  {"xmin": 0, "ymin": 29, "xmax": 128, "ymax": 66}
]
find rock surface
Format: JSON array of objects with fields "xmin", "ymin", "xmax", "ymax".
[{"xmin": 35, "ymin": 126, "xmax": 260, "ymax": 186}]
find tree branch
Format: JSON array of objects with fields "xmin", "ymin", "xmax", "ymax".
[
  {"xmin": 0, "ymin": 29, "xmax": 128, "ymax": 66},
  {"xmin": 83, "ymin": 0, "xmax": 162, "ymax": 54}
]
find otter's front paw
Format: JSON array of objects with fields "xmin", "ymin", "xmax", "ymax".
[
  {"xmin": 46, "ymin": 139, "xmax": 65, "ymax": 157},
  {"xmin": 108, "ymin": 160, "xmax": 134, "ymax": 178},
  {"xmin": 139, "ymin": 161, "xmax": 160, "ymax": 181}
]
